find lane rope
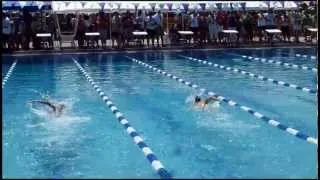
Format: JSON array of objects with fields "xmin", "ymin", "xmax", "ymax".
[
  {"xmin": 295, "ymin": 53, "xmax": 317, "ymax": 60},
  {"xmin": 240, "ymin": 54, "xmax": 317, "ymax": 73},
  {"xmin": 72, "ymin": 58, "xmax": 172, "ymax": 179},
  {"xmin": 178, "ymin": 55, "xmax": 316, "ymax": 94},
  {"xmin": 124, "ymin": 56, "xmax": 318, "ymax": 145},
  {"xmin": 2, "ymin": 60, "xmax": 18, "ymax": 89}
]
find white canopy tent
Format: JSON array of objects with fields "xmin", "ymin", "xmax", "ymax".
[
  {"xmin": 283, "ymin": 1, "xmax": 298, "ymax": 10},
  {"xmin": 50, "ymin": 1, "xmax": 298, "ymax": 13}
]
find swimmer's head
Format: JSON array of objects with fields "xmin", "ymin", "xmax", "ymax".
[{"xmin": 195, "ymin": 96, "xmax": 201, "ymax": 103}]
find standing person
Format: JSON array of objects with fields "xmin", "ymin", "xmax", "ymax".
[
  {"xmin": 174, "ymin": 12, "xmax": 183, "ymax": 30},
  {"xmin": 280, "ymin": 12, "xmax": 290, "ymax": 42},
  {"xmin": 122, "ymin": 10, "xmax": 134, "ymax": 47},
  {"xmin": 243, "ymin": 12, "xmax": 253, "ymax": 43},
  {"xmin": 292, "ymin": 11, "xmax": 302, "ymax": 43},
  {"xmin": 190, "ymin": 12, "xmax": 199, "ymax": 44},
  {"xmin": 207, "ymin": 12, "xmax": 215, "ymax": 43},
  {"xmin": 265, "ymin": 10, "xmax": 275, "ymax": 29},
  {"xmin": 13, "ymin": 13, "xmax": 23, "ymax": 50},
  {"xmin": 111, "ymin": 12, "xmax": 122, "ymax": 48},
  {"xmin": 198, "ymin": 15, "xmax": 208, "ymax": 45},
  {"xmin": 2, "ymin": 13, "xmax": 11, "ymax": 49},
  {"xmin": 136, "ymin": 10, "xmax": 145, "ymax": 31},
  {"xmin": 146, "ymin": 11, "xmax": 157, "ymax": 48},
  {"xmin": 22, "ymin": 9, "xmax": 32, "ymax": 50},
  {"xmin": 31, "ymin": 13, "xmax": 42, "ymax": 49},
  {"xmin": 76, "ymin": 15, "xmax": 85, "ymax": 48},
  {"xmin": 98, "ymin": 11, "xmax": 108, "ymax": 48},
  {"xmin": 257, "ymin": 13, "xmax": 266, "ymax": 42},
  {"xmin": 154, "ymin": 10, "xmax": 164, "ymax": 47},
  {"xmin": 46, "ymin": 14, "xmax": 55, "ymax": 48}
]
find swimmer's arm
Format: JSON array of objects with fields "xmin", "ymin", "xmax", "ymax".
[
  {"xmin": 30, "ymin": 100, "xmax": 56, "ymax": 111},
  {"xmin": 205, "ymin": 96, "xmax": 219, "ymax": 104}
]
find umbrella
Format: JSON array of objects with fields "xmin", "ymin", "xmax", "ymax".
[
  {"xmin": 120, "ymin": 2, "xmax": 135, "ymax": 10},
  {"xmin": 52, "ymin": 1, "xmax": 67, "ymax": 12},
  {"xmin": 137, "ymin": 3, "xmax": 152, "ymax": 10},
  {"xmin": 83, "ymin": 1, "xmax": 101, "ymax": 12},
  {"xmin": 2, "ymin": 1, "xmax": 22, "ymax": 11},
  {"xmin": 269, "ymin": 1, "xmax": 283, "ymax": 9},
  {"xmin": 64, "ymin": 2, "xmax": 83, "ymax": 11},
  {"xmin": 21, "ymin": 1, "xmax": 41, "ymax": 11},
  {"xmin": 246, "ymin": 1, "xmax": 268, "ymax": 10},
  {"xmin": 283, "ymin": 1, "xmax": 298, "ymax": 10}
]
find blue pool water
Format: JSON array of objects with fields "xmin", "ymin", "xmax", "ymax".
[{"xmin": 2, "ymin": 47, "xmax": 318, "ymax": 178}]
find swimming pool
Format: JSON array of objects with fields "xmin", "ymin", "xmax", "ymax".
[{"xmin": 2, "ymin": 47, "xmax": 317, "ymax": 178}]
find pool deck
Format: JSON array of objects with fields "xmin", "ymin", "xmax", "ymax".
[{"xmin": 2, "ymin": 40, "xmax": 317, "ymax": 57}]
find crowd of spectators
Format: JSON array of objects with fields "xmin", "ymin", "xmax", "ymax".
[{"xmin": 2, "ymin": 5, "xmax": 318, "ymax": 51}]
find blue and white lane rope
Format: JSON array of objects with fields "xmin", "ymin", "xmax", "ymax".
[
  {"xmin": 178, "ymin": 55, "xmax": 317, "ymax": 95},
  {"xmin": 240, "ymin": 55, "xmax": 317, "ymax": 73},
  {"xmin": 72, "ymin": 58, "xmax": 172, "ymax": 179},
  {"xmin": 295, "ymin": 54, "xmax": 317, "ymax": 60},
  {"xmin": 125, "ymin": 56, "xmax": 318, "ymax": 145},
  {"xmin": 2, "ymin": 60, "xmax": 18, "ymax": 89}
]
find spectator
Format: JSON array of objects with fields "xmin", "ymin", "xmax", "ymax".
[
  {"xmin": 198, "ymin": 15, "xmax": 207, "ymax": 45},
  {"xmin": 174, "ymin": 12, "xmax": 183, "ymax": 30},
  {"xmin": 190, "ymin": 12, "xmax": 199, "ymax": 43},
  {"xmin": 146, "ymin": 11, "xmax": 158, "ymax": 47},
  {"xmin": 111, "ymin": 12, "xmax": 121, "ymax": 48},
  {"xmin": 122, "ymin": 10, "xmax": 134, "ymax": 47},
  {"xmin": 154, "ymin": 10, "xmax": 164, "ymax": 47},
  {"xmin": 265, "ymin": 10, "xmax": 276, "ymax": 29},
  {"xmin": 77, "ymin": 15, "xmax": 86, "ymax": 48},
  {"xmin": 257, "ymin": 13, "xmax": 266, "ymax": 42},
  {"xmin": 2, "ymin": 13, "xmax": 11, "ymax": 49},
  {"xmin": 22, "ymin": 9, "xmax": 32, "ymax": 50},
  {"xmin": 292, "ymin": 10, "xmax": 302, "ymax": 42},
  {"xmin": 280, "ymin": 12, "xmax": 290, "ymax": 42},
  {"xmin": 135, "ymin": 10, "xmax": 145, "ymax": 31},
  {"xmin": 98, "ymin": 11, "xmax": 108, "ymax": 48}
]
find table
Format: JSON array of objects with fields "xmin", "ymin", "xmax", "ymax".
[
  {"xmin": 178, "ymin": 31, "xmax": 194, "ymax": 35},
  {"xmin": 132, "ymin": 31, "xmax": 148, "ymax": 36},
  {"xmin": 85, "ymin": 32, "xmax": 100, "ymax": 48},
  {"xmin": 36, "ymin": 33, "xmax": 53, "ymax": 49},
  {"xmin": 222, "ymin": 30, "xmax": 239, "ymax": 47},
  {"xmin": 264, "ymin": 29, "xmax": 282, "ymax": 45},
  {"xmin": 306, "ymin": 28, "xmax": 318, "ymax": 42},
  {"xmin": 307, "ymin": 28, "xmax": 318, "ymax": 32},
  {"xmin": 132, "ymin": 31, "xmax": 148, "ymax": 47},
  {"xmin": 85, "ymin": 32, "xmax": 100, "ymax": 36},
  {"xmin": 178, "ymin": 31, "xmax": 194, "ymax": 44},
  {"xmin": 36, "ymin": 33, "xmax": 52, "ymax": 37}
]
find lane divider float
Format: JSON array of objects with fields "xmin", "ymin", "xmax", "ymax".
[
  {"xmin": 240, "ymin": 55, "xmax": 317, "ymax": 73},
  {"xmin": 295, "ymin": 54, "xmax": 317, "ymax": 60},
  {"xmin": 72, "ymin": 58, "xmax": 172, "ymax": 179},
  {"xmin": 178, "ymin": 55, "xmax": 316, "ymax": 95},
  {"xmin": 2, "ymin": 60, "xmax": 18, "ymax": 89},
  {"xmin": 125, "ymin": 56, "xmax": 318, "ymax": 145}
]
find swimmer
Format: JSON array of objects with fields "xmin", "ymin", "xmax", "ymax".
[
  {"xmin": 194, "ymin": 95, "xmax": 219, "ymax": 108},
  {"xmin": 29, "ymin": 99, "xmax": 66, "ymax": 117}
]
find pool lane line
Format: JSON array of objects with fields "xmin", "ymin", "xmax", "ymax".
[
  {"xmin": 225, "ymin": 52, "xmax": 317, "ymax": 73},
  {"xmin": 295, "ymin": 53, "xmax": 317, "ymax": 60},
  {"xmin": 124, "ymin": 56, "xmax": 318, "ymax": 146},
  {"xmin": 72, "ymin": 58, "xmax": 172, "ymax": 179},
  {"xmin": 178, "ymin": 55, "xmax": 316, "ymax": 95},
  {"xmin": 2, "ymin": 60, "xmax": 18, "ymax": 89}
]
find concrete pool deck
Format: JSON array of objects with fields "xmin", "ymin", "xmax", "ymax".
[{"xmin": 2, "ymin": 39, "xmax": 317, "ymax": 57}]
